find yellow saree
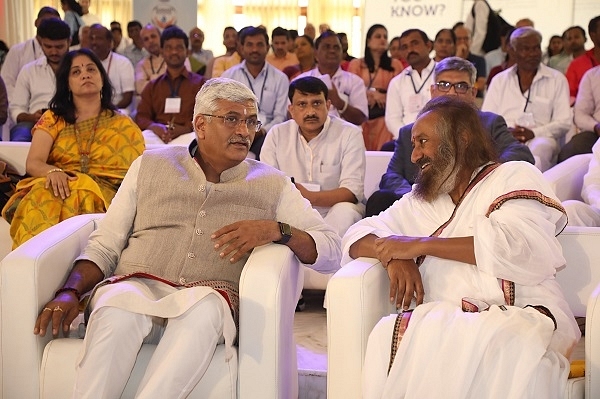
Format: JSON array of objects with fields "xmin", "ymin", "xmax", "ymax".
[{"xmin": 1, "ymin": 110, "xmax": 144, "ymax": 248}]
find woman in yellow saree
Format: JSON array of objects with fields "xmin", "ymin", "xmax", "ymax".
[{"xmin": 2, "ymin": 49, "xmax": 144, "ymax": 248}]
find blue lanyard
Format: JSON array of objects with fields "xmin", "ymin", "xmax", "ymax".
[
  {"xmin": 241, "ymin": 67, "xmax": 268, "ymax": 108},
  {"xmin": 408, "ymin": 63, "xmax": 435, "ymax": 94}
]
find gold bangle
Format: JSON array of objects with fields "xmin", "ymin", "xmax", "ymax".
[{"xmin": 46, "ymin": 168, "xmax": 64, "ymax": 175}]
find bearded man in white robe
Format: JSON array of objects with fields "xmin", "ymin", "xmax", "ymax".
[{"xmin": 342, "ymin": 96, "xmax": 580, "ymax": 399}]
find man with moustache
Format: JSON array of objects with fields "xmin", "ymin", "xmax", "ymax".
[
  {"xmin": 34, "ymin": 77, "xmax": 341, "ymax": 397},
  {"xmin": 385, "ymin": 29, "xmax": 435, "ymax": 138},
  {"xmin": 366, "ymin": 57, "xmax": 534, "ymax": 216},
  {"xmin": 294, "ymin": 30, "xmax": 368, "ymax": 126},
  {"xmin": 483, "ymin": 27, "xmax": 571, "ymax": 172},
  {"xmin": 89, "ymin": 24, "xmax": 134, "ymax": 111},
  {"xmin": 222, "ymin": 26, "xmax": 289, "ymax": 159},
  {"xmin": 9, "ymin": 18, "xmax": 70, "ymax": 141},
  {"xmin": 135, "ymin": 26, "xmax": 206, "ymax": 144},
  {"xmin": 262, "ymin": 76, "xmax": 366, "ymax": 238},
  {"xmin": 343, "ymin": 96, "xmax": 579, "ymax": 399}
]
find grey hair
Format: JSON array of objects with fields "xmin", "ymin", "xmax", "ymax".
[
  {"xmin": 433, "ymin": 56, "xmax": 477, "ymax": 85},
  {"xmin": 509, "ymin": 27, "xmax": 542, "ymax": 49},
  {"xmin": 192, "ymin": 78, "xmax": 258, "ymax": 120}
]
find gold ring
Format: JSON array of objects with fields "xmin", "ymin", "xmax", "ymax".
[
  {"xmin": 53, "ymin": 306, "xmax": 64, "ymax": 312},
  {"xmin": 42, "ymin": 307, "xmax": 53, "ymax": 312}
]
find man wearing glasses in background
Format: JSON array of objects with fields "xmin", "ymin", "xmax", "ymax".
[
  {"xmin": 34, "ymin": 77, "xmax": 341, "ymax": 397},
  {"xmin": 366, "ymin": 56, "xmax": 534, "ymax": 217}
]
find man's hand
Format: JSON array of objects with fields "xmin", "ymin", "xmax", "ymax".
[
  {"xmin": 456, "ymin": 43, "xmax": 469, "ymax": 59},
  {"xmin": 327, "ymin": 85, "xmax": 346, "ymax": 111},
  {"xmin": 148, "ymin": 123, "xmax": 171, "ymax": 143},
  {"xmin": 212, "ymin": 220, "xmax": 280, "ymax": 263},
  {"xmin": 33, "ymin": 292, "xmax": 80, "ymax": 337},
  {"xmin": 509, "ymin": 125, "xmax": 534, "ymax": 143},
  {"xmin": 387, "ymin": 259, "xmax": 424, "ymax": 310},
  {"xmin": 374, "ymin": 235, "xmax": 422, "ymax": 266}
]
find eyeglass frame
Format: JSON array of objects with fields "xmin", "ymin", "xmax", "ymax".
[
  {"xmin": 200, "ymin": 114, "xmax": 263, "ymax": 132},
  {"xmin": 433, "ymin": 81, "xmax": 472, "ymax": 94}
]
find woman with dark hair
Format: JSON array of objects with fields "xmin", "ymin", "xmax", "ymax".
[
  {"xmin": 348, "ymin": 24, "xmax": 403, "ymax": 150},
  {"xmin": 433, "ymin": 28, "xmax": 456, "ymax": 62},
  {"xmin": 542, "ymin": 35, "xmax": 563, "ymax": 65},
  {"xmin": 60, "ymin": 0, "xmax": 85, "ymax": 45},
  {"xmin": 2, "ymin": 49, "xmax": 144, "ymax": 248},
  {"xmin": 282, "ymin": 35, "xmax": 316, "ymax": 80}
]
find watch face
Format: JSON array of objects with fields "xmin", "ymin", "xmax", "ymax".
[{"xmin": 276, "ymin": 222, "xmax": 292, "ymax": 244}]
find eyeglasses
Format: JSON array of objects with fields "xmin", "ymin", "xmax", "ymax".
[
  {"xmin": 201, "ymin": 114, "xmax": 263, "ymax": 132},
  {"xmin": 434, "ymin": 81, "xmax": 472, "ymax": 94}
]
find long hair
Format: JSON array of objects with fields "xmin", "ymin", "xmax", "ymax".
[
  {"xmin": 418, "ymin": 96, "xmax": 497, "ymax": 175},
  {"xmin": 61, "ymin": 0, "xmax": 83, "ymax": 16},
  {"xmin": 49, "ymin": 48, "xmax": 116, "ymax": 124},
  {"xmin": 364, "ymin": 24, "xmax": 393, "ymax": 73}
]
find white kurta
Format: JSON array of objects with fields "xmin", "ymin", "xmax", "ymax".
[{"xmin": 342, "ymin": 161, "xmax": 580, "ymax": 399}]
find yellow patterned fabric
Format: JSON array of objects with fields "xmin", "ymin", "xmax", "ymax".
[{"xmin": 1, "ymin": 110, "xmax": 144, "ymax": 248}]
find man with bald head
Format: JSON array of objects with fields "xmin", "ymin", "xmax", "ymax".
[
  {"xmin": 189, "ymin": 27, "xmax": 213, "ymax": 74},
  {"xmin": 483, "ymin": 27, "xmax": 571, "ymax": 171}
]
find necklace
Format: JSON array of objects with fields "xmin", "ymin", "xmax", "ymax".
[{"xmin": 74, "ymin": 113, "xmax": 101, "ymax": 173}]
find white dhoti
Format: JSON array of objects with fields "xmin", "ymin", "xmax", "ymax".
[
  {"xmin": 363, "ymin": 302, "xmax": 570, "ymax": 399},
  {"xmin": 72, "ymin": 278, "xmax": 236, "ymax": 399}
]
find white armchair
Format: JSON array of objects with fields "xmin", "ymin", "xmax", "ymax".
[
  {"xmin": 543, "ymin": 153, "xmax": 593, "ymax": 202},
  {"xmin": 0, "ymin": 213, "xmax": 302, "ymax": 399},
  {"xmin": 327, "ymin": 225, "xmax": 600, "ymax": 399}
]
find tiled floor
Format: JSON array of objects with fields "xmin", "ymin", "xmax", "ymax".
[{"xmin": 294, "ymin": 290, "xmax": 328, "ymax": 399}]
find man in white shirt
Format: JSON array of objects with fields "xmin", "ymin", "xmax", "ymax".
[
  {"xmin": 385, "ymin": 29, "xmax": 435, "ymax": 138},
  {"xmin": 1, "ymin": 6, "xmax": 60, "ymax": 102},
  {"xmin": 262, "ymin": 76, "xmax": 366, "ymax": 238},
  {"xmin": 483, "ymin": 27, "xmax": 571, "ymax": 171},
  {"xmin": 9, "ymin": 18, "xmax": 70, "ymax": 141},
  {"xmin": 89, "ymin": 24, "xmax": 134, "ymax": 111},
  {"xmin": 295, "ymin": 30, "xmax": 367, "ymax": 127},
  {"xmin": 222, "ymin": 26, "xmax": 289, "ymax": 159}
]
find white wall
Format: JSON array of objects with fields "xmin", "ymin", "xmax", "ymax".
[{"xmin": 362, "ymin": 0, "xmax": 600, "ymax": 58}]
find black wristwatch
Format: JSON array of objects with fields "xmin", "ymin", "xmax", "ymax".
[{"xmin": 273, "ymin": 222, "xmax": 292, "ymax": 244}]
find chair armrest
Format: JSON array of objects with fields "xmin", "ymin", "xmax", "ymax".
[
  {"xmin": 238, "ymin": 243, "xmax": 302, "ymax": 399},
  {"xmin": 0, "ymin": 142, "xmax": 30, "ymax": 175},
  {"xmin": 555, "ymin": 226, "xmax": 600, "ymax": 317},
  {"xmin": 543, "ymin": 153, "xmax": 592, "ymax": 202},
  {"xmin": 0, "ymin": 213, "xmax": 103, "ymax": 399},
  {"xmin": 586, "ymin": 282, "xmax": 600, "ymax": 399},
  {"xmin": 326, "ymin": 257, "xmax": 394, "ymax": 399}
]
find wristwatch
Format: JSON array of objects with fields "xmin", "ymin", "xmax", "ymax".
[{"xmin": 273, "ymin": 222, "xmax": 292, "ymax": 244}]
